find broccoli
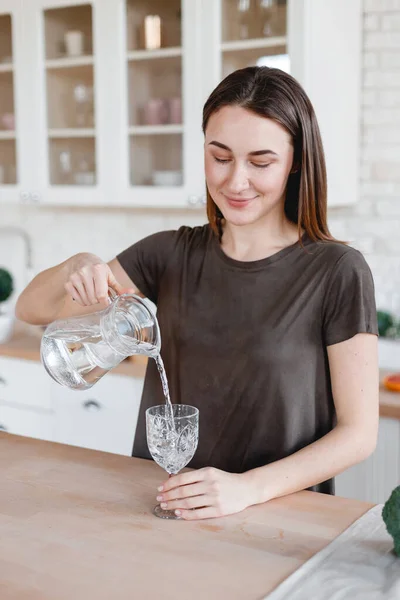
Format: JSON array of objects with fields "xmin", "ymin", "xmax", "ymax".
[
  {"xmin": 377, "ymin": 310, "xmax": 395, "ymax": 337},
  {"xmin": 0, "ymin": 267, "xmax": 13, "ymax": 304},
  {"xmin": 382, "ymin": 485, "xmax": 400, "ymax": 556}
]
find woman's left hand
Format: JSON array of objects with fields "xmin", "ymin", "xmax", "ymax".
[{"xmin": 155, "ymin": 467, "xmax": 254, "ymax": 520}]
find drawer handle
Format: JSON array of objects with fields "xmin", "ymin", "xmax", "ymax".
[
  {"xmin": 0, "ymin": 423, "xmax": 8, "ymax": 432},
  {"xmin": 83, "ymin": 400, "xmax": 101, "ymax": 412}
]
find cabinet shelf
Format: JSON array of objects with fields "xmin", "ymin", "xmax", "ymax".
[
  {"xmin": 0, "ymin": 131, "xmax": 15, "ymax": 140},
  {"xmin": 0, "ymin": 63, "xmax": 13, "ymax": 73},
  {"xmin": 45, "ymin": 55, "xmax": 94, "ymax": 70},
  {"xmin": 48, "ymin": 128, "xmax": 95, "ymax": 138},
  {"xmin": 127, "ymin": 47, "xmax": 182, "ymax": 61},
  {"xmin": 221, "ymin": 36, "xmax": 287, "ymax": 52},
  {"xmin": 129, "ymin": 124, "xmax": 183, "ymax": 136}
]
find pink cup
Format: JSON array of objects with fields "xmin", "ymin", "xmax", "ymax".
[
  {"xmin": 143, "ymin": 98, "xmax": 169, "ymax": 125},
  {"xmin": 168, "ymin": 97, "xmax": 182, "ymax": 124},
  {"xmin": 1, "ymin": 113, "xmax": 15, "ymax": 130}
]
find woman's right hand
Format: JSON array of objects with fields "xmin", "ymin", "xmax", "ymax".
[{"xmin": 64, "ymin": 253, "xmax": 131, "ymax": 307}]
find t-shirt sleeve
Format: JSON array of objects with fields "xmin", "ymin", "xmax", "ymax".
[
  {"xmin": 116, "ymin": 230, "xmax": 178, "ymax": 305},
  {"xmin": 322, "ymin": 249, "xmax": 378, "ymax": 346}
]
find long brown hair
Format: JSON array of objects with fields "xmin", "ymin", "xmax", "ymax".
[{"xmin": 202, "ymin": 66, "xmax": 341, "ymax": 244}]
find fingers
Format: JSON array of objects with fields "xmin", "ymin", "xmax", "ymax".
[
  {"xmin": 64, "ymin": 281, "xmax": 83, "ymax": 305},
  {"xmin": 64, "ymin": 261, "xmax": 128, "ymax": 307},
  {"xmin": 93, "ymin": 265, "xmax": 110, "ymax": 306},
  {"xmin": 159, "ymin": 468, "xmax": 209, "ymax": 493},
  {"xmin": 158, "ymin": 482, "xmax": 205, "ymax": 503},
  {"xmin": 107, "ymin": 270, "xmax": 125, "ymax": 296},
  {"xmin": 176, "ymin": 507, "xmax": 217, "ymax": 521},
  {"xmin": 68, "ymin": 275, "xmax": 91, "ymax": 306},
  {"xmin": 160, "ymin": 494, "xmax": 206, "ymax": 512}
]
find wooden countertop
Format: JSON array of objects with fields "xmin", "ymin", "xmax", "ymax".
[
  {"xmin": 0, "ymin": 434, "xmax": 373, "ymax": 600},
  {"xmin": 2, "ymin": 324, "xmax": 400, "ymax": 419}
]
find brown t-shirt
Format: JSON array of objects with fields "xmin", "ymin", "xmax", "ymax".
[{"xmin": 117, "ymin": 224, "xmax": 378, "ymax": 495}]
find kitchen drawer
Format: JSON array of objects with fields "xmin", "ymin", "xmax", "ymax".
[
  {"xmin": 53, "ymin": 374, "xmax": 143, "ymax": 456},
  {"xmin": 0, "ymin": 356, "xmax": 52, "ymax": 410},
  {"xmin": 0, "ymin": 404, "xmax": 54, "ymax": 441}
]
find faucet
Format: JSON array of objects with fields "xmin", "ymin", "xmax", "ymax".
[{"xmin": 0, "ymin": 226, "xmax": 33, "ymax": 281}]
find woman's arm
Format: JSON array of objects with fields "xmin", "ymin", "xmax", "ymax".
[
  {"xmin": 244, "ymin": 332, "xmax": 379, "ymax": 504},
  {"xmin": 156, "ymin": 332, "xmax": 379, "ymax": 519},
  {"xmin": 15, "ymin": 256, "xmax": 137, "ymax": 326}
]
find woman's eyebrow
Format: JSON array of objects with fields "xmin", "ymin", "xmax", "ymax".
[{"xmin": 208, "ymin": 141, "xmax": 279, "ymax": 157}]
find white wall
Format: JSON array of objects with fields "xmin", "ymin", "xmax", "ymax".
[{"xmin": 2, "ymin": 0, "xmax": 400, "ymax": 315}]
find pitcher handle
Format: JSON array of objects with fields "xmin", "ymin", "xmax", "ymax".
[{"xmin": 107, "ymin": 287, "xmax": 118, "ymax": 303}]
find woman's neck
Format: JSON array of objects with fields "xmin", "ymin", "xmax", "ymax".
[{"xmin": 220, "ymin": 218, "xmax": 302, "ymax": 262}]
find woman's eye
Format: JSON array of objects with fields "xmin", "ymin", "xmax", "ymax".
[
  {"xmin": 214, "ymin": 157, "xmax": 231, "ymax": 164},
  {"xmin": 252, "ymin": 163, "xmax": 271, "ymax": 169}
]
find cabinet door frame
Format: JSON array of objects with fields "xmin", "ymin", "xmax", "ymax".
[
  {"xmin": 0, "ymin": 0, "xmax": 31, "ymax": 203},
  {"xmin": 22, "ymin": 0, "xmax": 110, "ymax": 206},
  {"xmin": 119, "ymin": 0, "xmax": 206, "ymax": 209}
]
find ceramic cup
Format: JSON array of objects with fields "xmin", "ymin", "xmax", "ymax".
[
  {"xmin": 168, "ymin": 97, "xmax": 182, "ymax": 124},
  {"xmin": 143, "ymin": 98, "xmax": 169, "ymax": 125},
  {"xmin": 64, "ymin": 30, "xmax": 85, "ymax": 56},
  {"xmin": 1, "ymin": 113, "xmax": 15, "ymax": 130}
]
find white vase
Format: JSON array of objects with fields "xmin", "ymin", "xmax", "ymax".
[
  {"xmin": 378, "ymin": 338, "xmax": 400, "ymax": 371},
  {"xmin": 0, "ymin": 313, "xmax": 14, "ymax": 343},
  {"xmin": 64, "ymin": 30, "xmax": 84, "ymax": 56}
]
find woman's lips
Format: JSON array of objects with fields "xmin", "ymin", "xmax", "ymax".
[{"xmin": 223, "ymin": 195, "xmax": 257, "ymax": 209}]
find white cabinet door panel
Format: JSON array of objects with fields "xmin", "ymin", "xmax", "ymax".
[
  {"xmin": 0, "ymin": 356, "xmax": 53, "ymax": 410},
  {"xmin": 53, "ymin": 374, "xmax": 143, "ymax": 456},
  {"xmin": 335, "ymin": 417, "xmax": 400, "ymax": 504},
  {"xmin": 0, "ymin": 404, "xmax": 54, "ymax": 441}
]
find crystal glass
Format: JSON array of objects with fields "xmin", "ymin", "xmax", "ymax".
[{"xmin": 146, "ymin": 404, "xmax": 199, "ymax": 519}]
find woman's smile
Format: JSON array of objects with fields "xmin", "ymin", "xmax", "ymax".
[{"xmin": 222, "ymin": 193, "xmax": 259, "ymax": 209}]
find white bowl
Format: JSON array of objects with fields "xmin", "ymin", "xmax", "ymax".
[{"xmin": 152, "ymin": 170, "xmax": 182, "ymax": 187}]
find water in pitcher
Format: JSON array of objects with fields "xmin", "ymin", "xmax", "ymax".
[{"xmin": 41, "ymin": 327, "xmax": 158, "ymax": 390}]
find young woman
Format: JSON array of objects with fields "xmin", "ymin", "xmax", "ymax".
[{"xmin": 16, "ymin": 66, "xmax": 379, "ymax": 521}]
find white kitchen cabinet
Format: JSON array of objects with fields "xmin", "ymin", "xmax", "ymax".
[
  {"xmin": 53, "ymin": 372, "xmax": 143, "ymax": 455},
  {"xmin": 0, "ymin": 353, "xmax": 144, "ymax": 456},
  {"xmin": 0, "ymin": 356, "xmax": 53, "ymax": 410},
  {"xmin": 0, "ymin": 404, "xmax": 54, "ymax": 440},
  {"xmin": 0, "ymin": 0, "xmax": 361, "ymax": 209},
  {"xmin": 335, "ymin": 417, "xmax": 400, "ymax": 505},
  {"xmin": 0, "ymin": 2, "xmax": 21, "ymax": 200}
]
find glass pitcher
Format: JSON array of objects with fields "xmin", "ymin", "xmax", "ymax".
[{"xmin": 40, "ymin": 292, "xmax": 160, "ymax": 390}]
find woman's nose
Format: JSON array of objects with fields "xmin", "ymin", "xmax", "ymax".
[{"xmin": 225, "ymin": 164, "xmax": 251, "ymax": 194}]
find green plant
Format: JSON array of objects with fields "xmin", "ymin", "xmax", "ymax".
[
  {"xmin": 377, "ymin": 310, "xmax": 400, "ymax": 339},
  {"xmin": 0, "ymin": 267, "xmax": 13, "ymax": 305},
  {"xmin": 382, "ymin": 485, "xmax": 400, "ymax": 557}
]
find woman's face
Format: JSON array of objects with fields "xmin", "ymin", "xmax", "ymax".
[{"xmin": 204, "ymin": 105, "xmax": 295, "ymax": 228}]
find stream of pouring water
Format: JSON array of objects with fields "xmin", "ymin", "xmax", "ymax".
[
  {"xmin": 154, "ymin": 354, "xmax": 175, "ymax": 431},
  {"xmin": 155, "ymin": 354, "xmax": 171, "ymax": 405}
]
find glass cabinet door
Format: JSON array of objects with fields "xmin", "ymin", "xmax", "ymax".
[
  {"xmin": 126, "ymin": 0, "xmax": 183, "ymax": 188},
  {"xmin": 0, "ymin": 9, "xmax": 17, "ymax": 186},
  {"xmin": 221, "ymin": 0, "xmax": 288, "ymax": 79},
  {"xmin": 123, "ymin": 0, "xmax": 205, "ymax": 207},
  {"xmin": 43, "ymin": 3, "xmax": 96, "ymax": 187}
]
